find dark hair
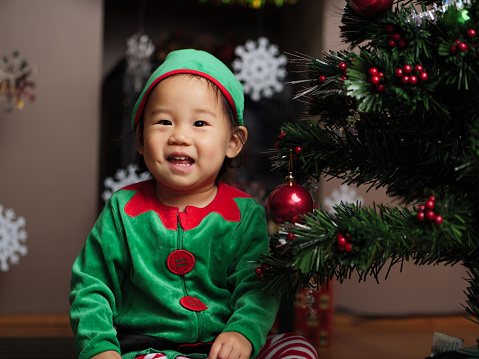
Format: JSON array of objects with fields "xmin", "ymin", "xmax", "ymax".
[{"xmin": 135, "ymin": 74, "xmax": 248, "ymax": 181}]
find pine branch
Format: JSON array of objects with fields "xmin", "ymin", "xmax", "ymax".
[
  {"xmin": 259, "ymin": 200, "xmax": 478, "ymax": 295},
  {"xmin": 274, "ymin": 119, "xmax": 472, "ymax": 203}
]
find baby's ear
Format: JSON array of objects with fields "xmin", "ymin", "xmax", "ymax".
[{"xmin": 226, "ymin": 126, "xmax": 248, "ymax": 159}]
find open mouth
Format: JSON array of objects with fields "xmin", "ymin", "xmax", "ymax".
[{"xmin": 168, "ymin": 156, "xmax": 195, "ymax": 167}]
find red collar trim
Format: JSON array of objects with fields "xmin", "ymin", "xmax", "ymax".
[{"xmin": 123, "ymin": 180, "xmax": 250, "ymax": 231}]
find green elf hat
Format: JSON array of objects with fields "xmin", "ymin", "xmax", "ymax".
[{"xmin": 132, "ymin": 49, "xmax": 244, "ymax": 128}]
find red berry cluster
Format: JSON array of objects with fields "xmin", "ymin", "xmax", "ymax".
[
  {"xmin": 395, "ymin": 64, "xmax": 428, "ymax": 85},
  {"xmin": 255, "ymin": 264, "xmax": 270, "ymax": 280},
  {"xmin": 387, "ymin": 24, "xmax": 407, "ymax": 49},
  {"xmin": 315, "ymin": 61, "xmax": 350, "ymax": 84},
  {"xmin": 416, "ymin": 195, "xmax": 443, "ymax": 226},
  {"xmin": 336, "ymin": 232, "xmax": 353, "ymax": 252},
  {"xmin": 368, "ymin": 67, "xmax": 385, "ymax": 92},
  {"xmin": 450, "ymin": 29, "xmax": 477, "ymax": 54},
  {"xmin": 275, "ymin": 132, "xmax": 285, "ymax": 149},
  {"xmin": 339, "ymin": 62, "xmax": 348, "ymax": 81}
]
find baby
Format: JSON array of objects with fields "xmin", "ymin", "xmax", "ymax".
[{"xmin": 70, "ymin": 49, "xmax": 317, "ymax": 359}]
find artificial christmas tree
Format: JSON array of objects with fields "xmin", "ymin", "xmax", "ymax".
[{"xmin": 258, "ymin": 0, "xmax": 479, "ymax": 357}]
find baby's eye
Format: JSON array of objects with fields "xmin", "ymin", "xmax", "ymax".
[
  {"xmin": 157, "ymin": 119, "xmax": 172, "ymax": 126},
  {"xmin": 193, "ymin": 120, "xmax": 208, "ymax": 127}
]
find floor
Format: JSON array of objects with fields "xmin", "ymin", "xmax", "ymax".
[
  {"xmin": 321, "ymin": 315, "xmax": 478, "ymax": 359},
  {"xmin": 0, "ymin": 314, "xmax": 477, "ymax": 359}
]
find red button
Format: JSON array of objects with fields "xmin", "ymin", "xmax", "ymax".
[
  {"xmin": 180, "ymin": 296, "xmax": 207, "ymax": 312},
  {"xmin": 167, "ymin": 250, "xmax": 195, "ymax": 275}
]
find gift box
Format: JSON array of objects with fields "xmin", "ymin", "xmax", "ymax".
[{"xmin": 294, "ymin": 281, "xmax": 334, "ymax": 347}]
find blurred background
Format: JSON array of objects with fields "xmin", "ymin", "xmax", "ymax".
[{"xmin": 0, "ymin": 0, "xmax": 470, "ymax": 331}]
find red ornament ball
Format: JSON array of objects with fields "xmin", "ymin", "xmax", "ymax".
[
  {"xmin": 267, "ymin": 183, "xmax": 314, "ymax": 225},
  {"xmin": 339, "ymin": 62, "xmax": 348, "ymax": 71},
  {"xmin": 401, "ymin": 75, "xmax": 410, "ymax": 85},
  {"xmin": 414, "ymin": 65, "xmax": 423, "ymax": 73},
  {"xmin": 395, "ymin": 68, "xmax": 403, "ymax": 77},
  {"xmin": 319, "ymin": 75, "xmax": 327, "ymax": 83},
  {"xmin": 345, "ymin": 243, "xmax": 353, "ymax": 253},
  {"xmin": 287, "ymin": 232, "xmax": 295, "ymax": 241},
  {"xmin": 376, "ymin": 84, "xmax": 385, "ymax": 92},
  {"xmin": 417, "ymin": 211, "xmax": 425, "ymax": 221},
  {"xmin": 409, "ymin": 75, "xmax": 418, "ymax": 85},
  {"xmin": 450, "ymin": 45, "xmax": 457, "ymax": 54},
  {"xmin": 348, "ymin": 0, "xmax": 394, "ymax": 17},
  {"xmin": 388, "ymin": 40, "xmax": 397, "ymax": 48},
  {"xmin": 468, "ymin": 29, "xmax": 477, "ymax": 38},
  {"xmin": 279, "ymin": 132, "xmax": 286, "ymax": 140},
  {"xmin": 426, "ymin": 200, "xmax": 435, "ymax": 210}
]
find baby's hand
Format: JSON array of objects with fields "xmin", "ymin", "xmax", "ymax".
[{"xmin": 207, "ymin": 331, "xmax": 252, "ymax": 359}]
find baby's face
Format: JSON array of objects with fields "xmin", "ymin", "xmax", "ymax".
[{"xmin": 138, "ymin": 75, "xmax": 242, "ymax": 196}]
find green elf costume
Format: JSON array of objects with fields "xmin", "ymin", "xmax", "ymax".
[{"xmin": 69, "ymin": 49, "xmax": 280, "ymax": 359}]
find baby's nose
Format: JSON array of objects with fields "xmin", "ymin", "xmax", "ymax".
[{"xmin": 168, "ymin": 132, "xmax": 191, "ymax": 145}]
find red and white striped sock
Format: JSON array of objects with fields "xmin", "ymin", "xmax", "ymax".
[
  {"xmin": 135, "ymin": 333, "xmax": 317, "ymax": 359},
  {"xmin": 135, "ymin": 354, "xmax": 189, "ymax": 359},
  {"xmin": 256, "ymin": 332, "xmax": 318, "ymax": 359}
]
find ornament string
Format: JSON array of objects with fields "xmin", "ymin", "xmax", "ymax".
[{"xmin": 286, "ymin": 149, "xmax": 295, "ymax": 185}]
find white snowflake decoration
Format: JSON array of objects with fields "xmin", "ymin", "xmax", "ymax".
[
  {"xmin": 232, "ymin": 37, "xmax": 287, "ymax": 102},
  {"xmin": 323, "ymin": 184, "xmax": 364, "ymax": 213},
  {"xmin": 0, "ymin": 204, "xmax": 28, "ymax": 272},
  {"xmin": 102, "ymin": 164, "xmax": 151, "ymax": 202},
  {"xmin": 126, "ymin": 33, "xmax": 155, "ymax": 92}
]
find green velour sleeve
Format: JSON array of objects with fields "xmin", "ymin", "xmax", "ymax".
[
  {"xmin": 223, "ymin": 202, "xmax": 281, "ymax": 359},
  {"xmin": 69, "ymin": 198, "xmax": 128, "ymax": 359}
]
